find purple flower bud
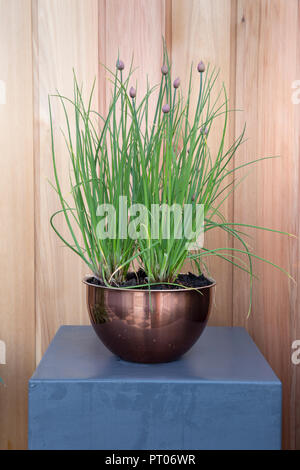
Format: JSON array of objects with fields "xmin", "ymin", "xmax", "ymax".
[
  {"xmin": 162, "ymin": 104, "xmax": 170, "ymax": 114},
  {"xmin": 201, "ymin": 126, "xmax": 209, "ymax": 136},
  {"xmin": 197, "ymin": 61, "xmax": 205, "ymax": 73},
  {"xmin": 116, "ymin": 59, "xmax": 124, "ymax": 71},
  {"xmin": 173, "ymin": 77, "xmax": 180, "ymax": 89},
  {"xmin": 129, "ymin": 86, "xmax": 136, "ymax": 99},
  {"xmin": 174, "ymin": 145, "xmax": 182, "ymax": 156},
  {"xmin": 161, "ymin": 64, "xmax": 168, "ymax": 75}
]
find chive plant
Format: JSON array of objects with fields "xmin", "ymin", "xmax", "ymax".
[{"xmin": 50, "ymin": 46, "xmax": 292, "ymax": 312}]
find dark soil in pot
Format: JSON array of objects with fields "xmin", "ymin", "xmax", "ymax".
[{"xmin": 87, "ymin": 269, "xmax": 213, "ymax": 290}]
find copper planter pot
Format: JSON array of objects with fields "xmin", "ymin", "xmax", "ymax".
[{"xmin": 83, "ymin": 277, "xmax": 216, "ymax": 364}]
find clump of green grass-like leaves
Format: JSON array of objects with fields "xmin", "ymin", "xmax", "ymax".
[{"xmin": 49, "ymin": 46, "xmax": 293, "ymax": 314}]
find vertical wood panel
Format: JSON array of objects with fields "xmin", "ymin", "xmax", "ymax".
[
  {"xmin": 172, "ymin": 0, "xmax": 235, "ymax": 326},
  {"xmin": 104, "ymin": 0, "xmax": 166, "ymax": 105},
  {"xmin": 101, "ymin": 0, "xmax": 167, "ymax": 273},
  {"xmin": 0, "ymin": 0, "xmax": 35, "ymax": 449},
  {"xmin": 33, "ymin": 0, "xmax": 99, "ymax": 361},
  {"xmin": 234, "ymin": 0, "xmax": 299, "ymax": 449},
  {"xmin": 296, "ymin": 1, "xmax": 300, "ymax": 448}
]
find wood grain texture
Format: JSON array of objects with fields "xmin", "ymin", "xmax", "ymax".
[
  {"xmin": 33, "ymin": 0, "xmax": 99, "ymax": 362},
  {"xmin": 101, "ymin": 0, "xmax": 167, "ymax": 274},
  {"xmin": 104, "ymin": 0, "xmax": 166, "ymax": 106},
  {"xmin": 234, "ymin": 0, "xmax": 299, "ymax": 449},
  {"xmin": 295, "ymin": 0, "xmax": 300, "ymax": 449},
  {"xmin": 172, "ymin": 0, "xmax": 235, "ymax": 326},
  {"xmin": 0, "ymin": 0, "xmax": 35, "ymax": 449}
]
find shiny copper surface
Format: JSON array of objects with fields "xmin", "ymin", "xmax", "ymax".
[{"xmin": 83, "ymin": 277, "xmax": 216, "ymax": 363}]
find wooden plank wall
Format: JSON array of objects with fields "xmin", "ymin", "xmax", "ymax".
[
  {"xmin": 0, "ymin": 0, "xmax": 35, "ymax": 450},
  {"xmin": 0, "ymin": 0, "xmax": 299, "ymax": 450},
  {"xmin": 32, "ymin": 0, "xmax": 99, "ymax": 363},
  {"xmin": 233, "ymin": 0, "xmax": 299, "ymax": 449}
]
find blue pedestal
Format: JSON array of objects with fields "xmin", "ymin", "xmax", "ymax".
[{"xmin": 28, "ymin": 326, "xmax": 281, "ymax": 450}]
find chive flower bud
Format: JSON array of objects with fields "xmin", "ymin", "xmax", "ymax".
[
  {"xmin": 162, "ymin": 104, "xmax": 170, "ymax": 114},
  {"xmin": 197, "ymin": 61, "xmax": 205, "ymax": 73},
  {"xmin": 161, "ymin": 64, "xmax": 168, "ymax": 75},
  {"xmin": 173, "ymin": 77, "xmax": 180, "ymax": 89},
  {"xmin": 116, "ymin": 59, "xmax": 124, "ymax": 70},
  {"xmin": 201, "ymin": 126, "xmax": 208, "ymax": 136},
  {"xmin": 129, "ymin": 86, "xmax": 136, "ymax": 99}
]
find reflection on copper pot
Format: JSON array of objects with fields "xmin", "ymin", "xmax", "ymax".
[{"xmin": 83, "ymin": 277, "xmax": 216, "ymax": 364}]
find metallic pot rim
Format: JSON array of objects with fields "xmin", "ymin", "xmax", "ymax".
[{"xmin": 82, "ymin": 274, "xmax": 216, "ymax": 292}]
